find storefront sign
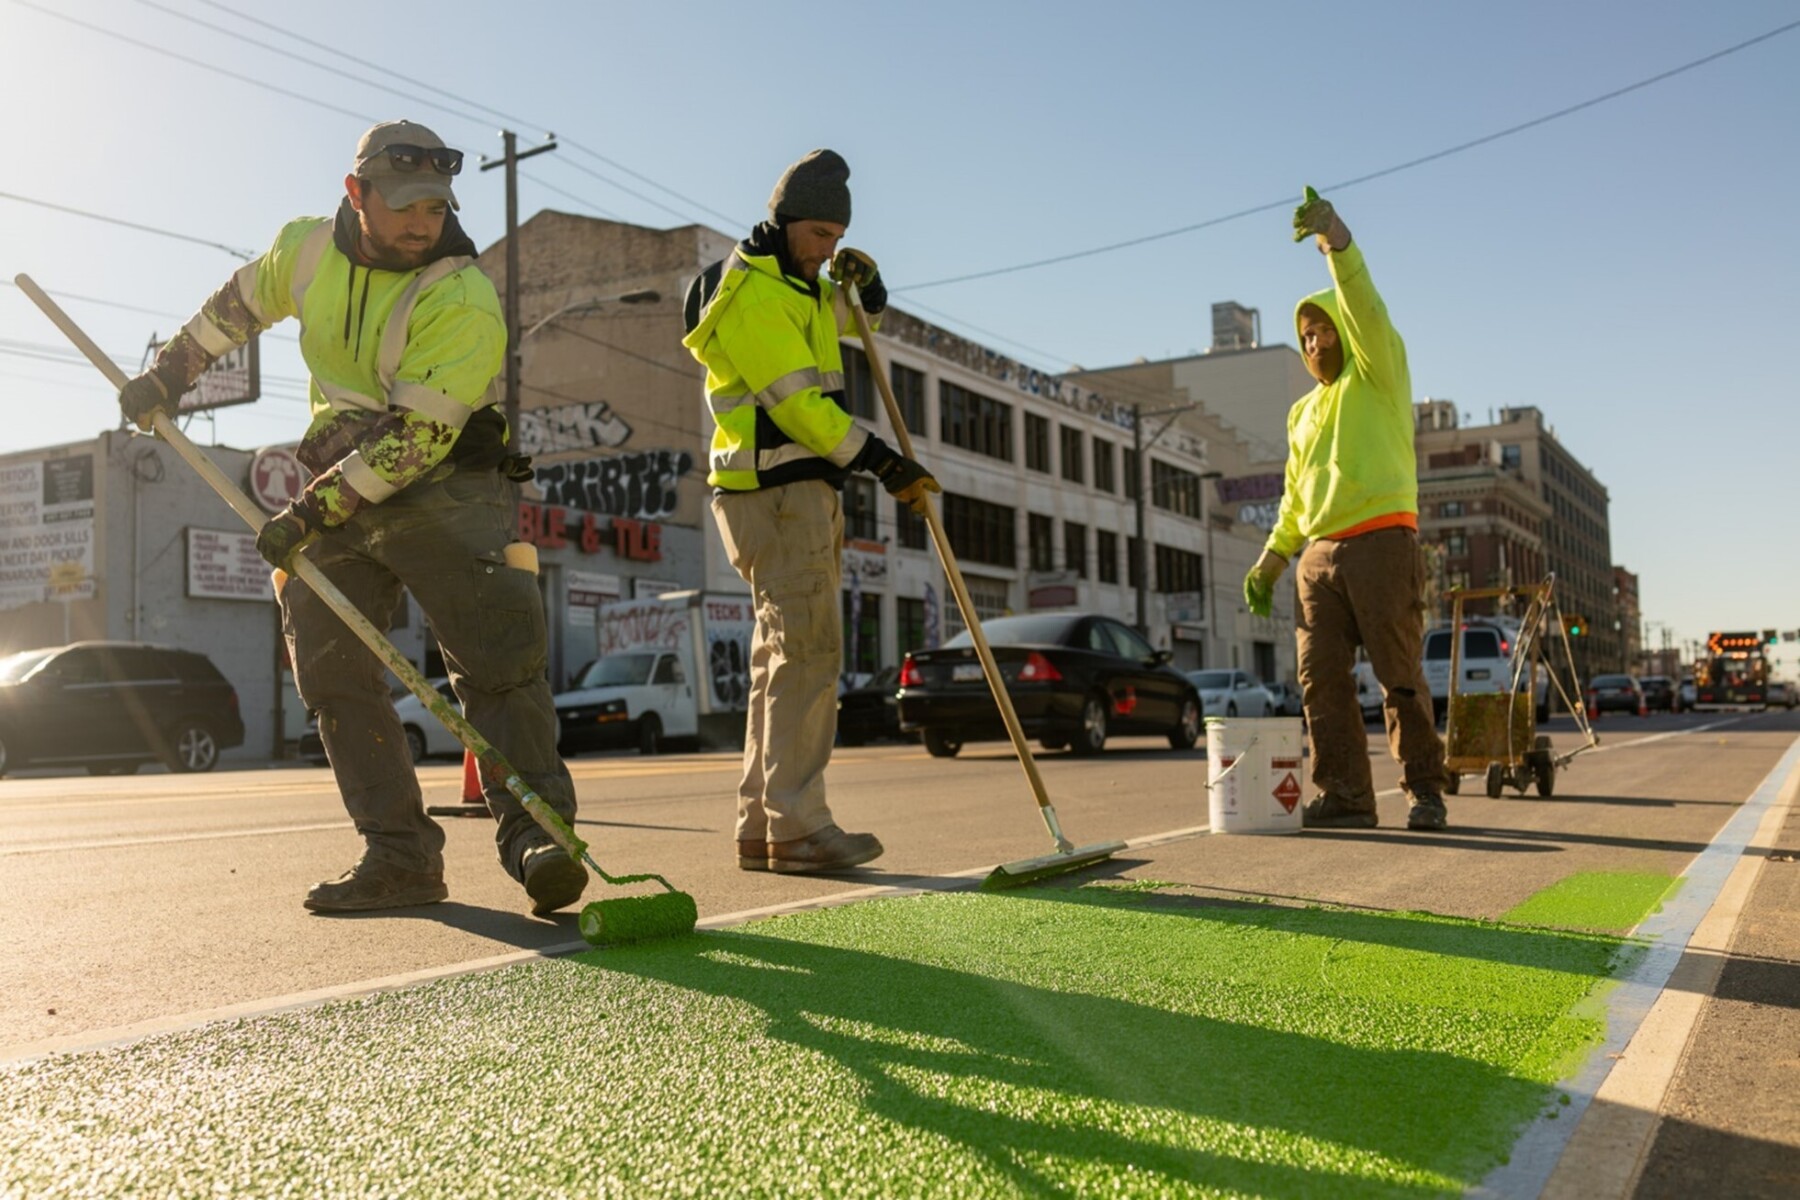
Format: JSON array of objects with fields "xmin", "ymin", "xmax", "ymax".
[
  {"xmin": 517, "ymin": 504, "xmax": 663, "ymax": 561},
  {"xmin": 248, "ymin": 446, "xmax": 308, "ymax": 514},
  {"xmin": 566, "ymin": 570, "xmax": 621, "ymax": 624},
  {"xmin": 186, "ymin": 527, "xmax": 275, "ymax": 601},
  {"xmin": 0, "ymin": 456, "xmax": 96, "ymax": 610}
]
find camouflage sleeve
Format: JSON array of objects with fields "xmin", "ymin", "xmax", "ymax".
[
  {"xmin": 152, "ymin": 218, "xmax": 314, "ymax": 391},
  {"xmin": 300, "ymin": 411, "xmax": 460, "ymax": 527}
]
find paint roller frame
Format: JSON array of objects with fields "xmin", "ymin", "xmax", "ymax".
[{"xmin": 15, "ymin": 273, "xmax": 694, "ymax": 946}]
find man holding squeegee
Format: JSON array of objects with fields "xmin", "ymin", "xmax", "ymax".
[
  {"xmin": 115, "ymin": 121, "xmax": 588, "ymax": 914},
  {"xmin": 682, "ymin": 149, "xmax": 938, "ymax": 873},
  {"xmin": 1244, "ymin": 187, "xmax": 1449, "ymax": 832}
]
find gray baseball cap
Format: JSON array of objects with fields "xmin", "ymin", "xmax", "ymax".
[{"xmin": 353, "ymin": 120, "xmax": 462, "ymax": 211}]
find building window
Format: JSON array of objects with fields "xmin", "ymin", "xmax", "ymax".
[
  {"xmin": 1064, "ymin": 521, "xmax": 1088, "ymax": 579},
  {"xmin": 1123, "ymin": 451, "xmax": 1141, "ymax": 501},
  {"xmin": 1024, "ymin": 412, "xmax": 1050, "ymax": 473},
  {"xmin": 897, "ymin": 596, "xmax": 927, "ymax": 653},
  {"xmin": 1151, "ymin": 461, "xmax": 1202, "ymax": 517},
  {"xmin": 1092, "ymin": 438, "xmax": 1115, "ymax": 493},
  {"xmin": 1155, "ymin": 544, "xmax": 1204, "ymax": 594},
  {"xmin": 841, "ymin": 588, "xmax": 880, "ymax": 676},
  {"xmin": 1440, "ymin": 500, "xmax": 1465, "ymax": 518},
  {"xmin": 941, "ymin": 493, "xmax": 1016, "ymax": 567},
  {"xmin": 843, "ymin": 476, "xmax": 879, "ymax": 541},
  {"xmin": 1501, "ymin": 444, "xmax": 1521, "ymax": 470},
  {"xmin": 841, "ymin": 343, "xmax": 876, "ymax": 420},
  {"xmin": 1127, "ymin": 536, "xmax": 1144, "ymax": 589},
  {"xmin": 1028, "ymin": 513, "xmax": 1055, "ymax": 572},
  {"xmin": 944, "ymin": 574, "xmax": 1009, "ymax": 641},
  {"xmin": 939, "ymin": 381, "xmax": 1014, "ymax": 462},
  {"xmin": 1097, "ymin": 529, "xmax": 1119, "ymax": 585},
  {"xmin": 895, "ymin": 498, "xmax": 928, "ymax": 550},
  {"xmin": 892, "ymin": 362, "xmax": 926, "ymax": 438},
  {"xmin": 1444, "ymin": 529, "xmax": 1467, "ymax": 558},
  {"xmin": 1059, "ymin": 425, "xmax": 1084, "ymax": 484}
]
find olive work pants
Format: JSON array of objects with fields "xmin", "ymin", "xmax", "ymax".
[
  {"xmin": 1295, "ymin": 527, "xmax": 1446, "ymax": 806},
  {"xmin": 711, "ymin": 480, "xmax": 844, "ymax": 845},
  {"xmin": 281, "ymin": 464, "xmax": 576, "ymax": 879}
]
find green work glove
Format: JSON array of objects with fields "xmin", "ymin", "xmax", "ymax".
[
  {"xmin": 1243, "ymin": 549, "xmax": 1288, "ymax": 618},
  {"xmin": 118, "ymin": 366, "xmax": 181, "ymax": 432},
  {"xmin": 1292, "ymin": 185, "xmax": 1350, "ymax": 250},
  {"xmin": 829, "ymin": 247, "xmax": 878, "ymax": 287},
  {"xmin": 255, "ymin": 497, "xmax": 324, "ymax": 569}
]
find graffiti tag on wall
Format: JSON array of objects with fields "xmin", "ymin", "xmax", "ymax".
[
  {"xmin": 599, "ymin": 600, "xmax": 690, "ymax": 656},
  {"xmin": 535, "ymin": 449, "xmax": 695, "ymax": 520},
  {"xmin": 518, "ymin": 401, "xmax": 632, "ymax": 456}
]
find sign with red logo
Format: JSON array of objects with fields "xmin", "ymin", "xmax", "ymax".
[
  {"xmin": 248, "ymin": 446, "xmax": 308, "ymax": 514},
  {"xmin": 1272, "ymin": 772, "xmax": 1302, "ymax": 813}
]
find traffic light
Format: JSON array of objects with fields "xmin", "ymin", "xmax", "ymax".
[
  {"xmin": 1765, "ymin": 629, "xmax": 1779, "ymax": 646},
  {"xmin": 1565, "ymin": 615, "xmax": 1586, "ymax": 637}
]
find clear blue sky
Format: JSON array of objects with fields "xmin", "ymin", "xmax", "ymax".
[{"xmin": 2, "ymin": 0, "xmax": 1795, "ymax": 651}]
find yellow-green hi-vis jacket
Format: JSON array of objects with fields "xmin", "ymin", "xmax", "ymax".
[
  {"xmin": 174, "ymin": 212, "xmax": 506, "ymax": 525},
  {"xmin": 681, "ymin": 239, "xmax": 876, "ymax": 492}
]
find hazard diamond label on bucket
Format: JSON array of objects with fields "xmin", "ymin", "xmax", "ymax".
[{"xmin": 1272, "ymin": 772, "xmax": 1302, "ymax": 813}]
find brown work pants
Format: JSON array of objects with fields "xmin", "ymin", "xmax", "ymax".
[
  {"xmin": 1295, "ymin": 527, "xmax": 1445, "ymax": 805},
  {"xmin": 282, "ymin": 465, "xmax": 576, "ymax": 879},
  {"xmin": 711, "ymin": 480, "xmax": 843, "ymax": 844}
]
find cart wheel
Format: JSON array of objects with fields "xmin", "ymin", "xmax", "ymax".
[
  {"xmin": 1533, "ymin": 753, "xmax": 1555, "ymax": 798},
  {"xmin": 1485, "ymin": 762, "xmax": 1505, "ymax": 799},
  {"xmin": 1444, "ymin": 772, "xmax": 1460, "ymax": 795}
]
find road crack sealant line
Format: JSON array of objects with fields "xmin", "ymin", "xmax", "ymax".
[{"xmin": 1470, "ymin": 729, "xmax": 1800, "ymax": 1200}]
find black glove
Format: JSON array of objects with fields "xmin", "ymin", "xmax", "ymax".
[
  {"xmin": 865, "ymin": 441, "xmax": 940, "ymax": 514},
  {"xmin": 118, "ymin": 366, "xmax": 182, "ymax": 432},
  {"xmin": 255, "ymin": 497, "xmax": 324, "ymax": 569}
]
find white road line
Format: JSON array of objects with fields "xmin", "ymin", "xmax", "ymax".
[
  {"xmin": 1473, "ymin": 730, "xmax": 1800, "ymax": 1199},
  {"xmin": 0, "ymin": 821, "xmax": 354, "ymax": 857}
]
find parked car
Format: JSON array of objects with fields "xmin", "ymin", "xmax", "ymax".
[
  {"xmin": 1185, "ymin": 669, "xmax": 1275, "ymax": 719},
  {"xmin": 555, "ymin": 650, "xmax": 692, "ymax": 755},
  {"xmin": 897, "ymin": 613, "xmax": 1201, "ymax": 757},
  {"xmin": 1353, "ymin": 660, "xmax": 1385, "ymax": 721},
  {"xmin": 1422, "ymin": 620, "xmax": 1550, "ymax": 723},
  {"xmin": 300, "ymin": 678, "xmax": 465, "ymax": 765},
  {"xmin": 1586, "ymin": 673, "xmax": 1646, "ymax": 716},
  {"xmin": 1638, "ymin": 674, "xmax": 1677, "ymax": 713},
  {"xmin": 838, "ymin": 665, "xmax": 908, "ymax": 746},
  {"xmin": 1264, "ymin": 681, "xmax": 1305, "ymax": 718},
  {"xmin": 0, "ymin": 641, "xmax": 244, "ymax": 776},
  {"xmin": 1769, "ymin": 680, "xmax": 1798, "ymax": 710}
]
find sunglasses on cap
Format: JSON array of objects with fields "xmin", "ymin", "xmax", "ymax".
[{"xmin": 364, "ymin": 143, "xmax": 464, "ymax": 176}]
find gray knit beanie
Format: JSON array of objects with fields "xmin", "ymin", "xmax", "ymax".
[{"xmin": 768, "ymin": 149, "xmax": 852, "ymax": 225}]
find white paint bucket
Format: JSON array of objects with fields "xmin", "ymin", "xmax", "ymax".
[{"xmin": 1206, "ymin": 716, "xmax": 1305, "ymax": 835}]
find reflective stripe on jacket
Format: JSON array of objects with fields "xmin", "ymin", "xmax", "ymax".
[{"xmin": 680, "ymin": 244, "xmax": 870, "ymax": 491}]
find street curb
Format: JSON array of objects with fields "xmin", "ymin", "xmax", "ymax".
[{"xmin": 1472, "ymin": 730, "xmax": 1800, "ymax": 1199}]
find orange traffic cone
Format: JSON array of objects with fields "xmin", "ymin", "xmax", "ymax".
[{"xmin": 426, "ymin": 750, "xmax": 494, "ymax": 818}]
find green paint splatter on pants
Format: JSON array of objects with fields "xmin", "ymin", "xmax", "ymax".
[
  {"xmin": 1502, "ymin": 871, "xmax": 1682, "ymax": 932},
  {"xmin": 0, "ymin": 889, "xmax": 1635, "ymax": 1198}
]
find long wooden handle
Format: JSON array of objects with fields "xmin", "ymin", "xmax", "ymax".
[
  {"xmin": 11, "ymin": 273, "xmax": 589, "ymax": 856},
  {"xmin": 844, "ymin": 281, "xmax": 1061, "ymax": 828}
]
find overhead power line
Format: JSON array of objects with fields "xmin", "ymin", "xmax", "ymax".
[
  {"xmin": 893, "ymin": 16, "xmax": 1800, "ymax": 293},
  {"xmin": 0, "ymin": 190, "xmax": 255, "ymax": 259}
]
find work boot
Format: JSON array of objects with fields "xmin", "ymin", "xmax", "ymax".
[
  {"xmin": 521, "ymin": 843, "xmax": 589, "ymax": 916},
  {"xmin": 768, "ymin": 824, "xmax": 883, "ymax": 874},
  {"xmin": 304, "ymin": 859, "xmax": 448, "ymax": 913},
  {"xmin": 1302, "ymin": 795, "xmax": 1379, "ymax": 829},
  {"xmin": 736, "ymin": 839, "xmax": 770, "ymax": 872},
  {"xmin": 1406, "ymin": 792, "xmax": 1449, "ymax": 832}
]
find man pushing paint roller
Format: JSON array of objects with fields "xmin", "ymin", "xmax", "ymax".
[
  {"xmin": 1243, "ymin": 187, "xmax": 1449, "ymax": 832},
  {"xmin": 116, "ymin": 120, "xmax": 588, "ymax": 915}
]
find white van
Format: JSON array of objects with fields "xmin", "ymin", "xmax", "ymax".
[{"xmin": 1422, "ymin": 620, "xmax": 1549, "ymax": 722}]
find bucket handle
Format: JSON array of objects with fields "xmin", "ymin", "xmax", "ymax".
[{"xmin": 1205, "ymin": 735, "xmax": 1260, "ymax": 790}]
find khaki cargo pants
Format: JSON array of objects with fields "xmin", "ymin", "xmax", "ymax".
[
  {"xmin": 282, "ymin": 465, "xmax": 576, "ymax": 879},
  {"xmin": 1295, "ymin": 527, "xmax": 1446, "ymax": 805},
  {"xmin": 711, "ymin": 480, "xmax": 843, "ymax": 844}
]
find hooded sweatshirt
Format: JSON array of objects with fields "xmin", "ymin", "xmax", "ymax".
[{"xmin": 1265, "ymin": 240, "xmax": 1416, "ymax": 560}]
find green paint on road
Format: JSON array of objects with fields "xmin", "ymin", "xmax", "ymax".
[
  {"xmin": 0, "ymin": 888, "xmax": 1633, "ymax": 1198},
  {"xmin": 1502, "ymin": 871, "xmax": 1682, "ymax": 932}
]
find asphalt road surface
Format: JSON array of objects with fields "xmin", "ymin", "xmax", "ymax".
[{"xmin": 4, "ymin": 707, "xmax": 1797, "ymax": 1196}]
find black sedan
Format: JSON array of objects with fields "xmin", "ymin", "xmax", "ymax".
[
  {"xmin": 896, "ymin": 613, "xmax": 1202, "ymax": 757},
  {"xmin": 838, "ymin": 665, "xmax": 908, "ymax": 746}
]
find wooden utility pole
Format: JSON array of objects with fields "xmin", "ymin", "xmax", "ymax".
[{"xmin": 480, "ymin": 130, "xmax": 558, "ymax": 443}]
